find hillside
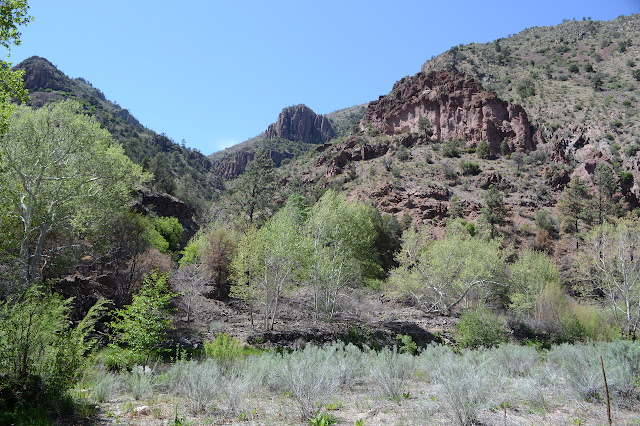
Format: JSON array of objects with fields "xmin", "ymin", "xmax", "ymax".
[
  {"xmin": 13, "ymin": 56, "xmax": 224, "ymax": 211},
  {"xmin": 228, "ymin": 15, "xmax": 640, "ymax": 274}
]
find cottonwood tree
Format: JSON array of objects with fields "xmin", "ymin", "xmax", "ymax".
[
  {"xmin": 508, "ymin": 248, "xmax": 560, "ymax": 318},
  {"xmin": 0, "ymin": 100, "xmax": 147, "ymax": 285},
  {"xmin": 578, "ymin": 220, "xmax": 640, "ymax": 338},
  {"xmin": 305, "ymin": 190, "xmax": 378, "ymax": 320},
  {"xmin": 230, "ymin": 201, "xmax": 308, "ymax": 329},
  {"xmin": 390, "ymin": 227, "xmax": 508, "ymax": 315}
]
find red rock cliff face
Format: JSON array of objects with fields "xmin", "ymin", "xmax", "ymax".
[
  {"xmin": 361, "ymin": 70, "xmax": 534, "ymax": 154},
  {"xmin": 265, "ymin": 104, "xmax": 335, "ymax": 144}
]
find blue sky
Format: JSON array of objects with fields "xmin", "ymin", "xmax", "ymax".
[{"xmin": 5, "ymin": 0, "xmax": 639, "ymax": 155}]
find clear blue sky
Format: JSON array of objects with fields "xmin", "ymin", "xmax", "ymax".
[{"xmin": 5, "ymin": 0, "xmax": 639, "ymax": 155}]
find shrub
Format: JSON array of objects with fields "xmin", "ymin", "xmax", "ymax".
[
  {"xmin": 487, "ymin": 344, "xmax": 539, "ymax": 377},
  {"xmin": 416, "ymin": 344, "xmax": 454, "ymax": 382},
  {"xmin": 456, "ymin": 308, "xmax": 507, "ymax": 349},
  {"xmin": 90, "ymin": 369, "xmax": 118, "ymax": 403},
  {"xmin": 121, "ymin": 368, "xmax": 155, "ymax": 400},
  {"xmin": 534, "ymin": 209, "xmax": 557, "ymax": 233},
  {"xmin": 163, "ymin": 360, "xmax": 220, "ymax": 413},
  {"xmin": 0, "ymin": 285, "xmax": 107, "ymax": 396},
  {"xmin": 461, "ymin": 161, "xmax": 481, "ymax": 175},
  {"xmin": 108, "ymin": 270, "xmax": 177, "ymax": 364},
  {"xmin": 205, "ymin": 333, "xmax": 244, "ymax": 373},
  {"xmin": 395, "ymin": 145, "xmax": 410, "ymax": 161},
  {"xmin": 369, "ymin": 347, "xmax": 415, "ymax": 400},
  {"xmin": 276, "ymin": 345, "xmax": 341, "ymax": 418},
  {"xmin": 436, "ymin": 355, "xmax": 489, "ymax": 425},
  {"xmin": 442, "ymin": 139, "xmax": 461, "ymax": 158},
  {"xmin": 477, "ymin": 140, "xmax": 490, "ymax": 159},
  {"xmin": 620, "ymin": 171, "xmax": 633, "ymax": 185}
]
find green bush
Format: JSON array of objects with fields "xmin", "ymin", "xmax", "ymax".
[
  {"xmin": 476, "ymin": 140, "xmax": 490, "ymax": 159},
  {"xmin": 620, "ymin": 171, "xmax": 633, "ymax": 185},
  {"xmin": 108, "ymin": 271, "xmax": 177, "ymax": 364},
  {"xmin": 442, "ymin": 139, "xmax": 461, "ymax": 158},
  {"xmin": 461, "ymin": 161, "xmax": 481, "ymax": 175},
  {"xmin": 456, "ymin": 308, "xmax": 507, "ymax": 349},
  {"xmin": 204, "ymin": 333, "xmax": 244, "ymax": 373}
]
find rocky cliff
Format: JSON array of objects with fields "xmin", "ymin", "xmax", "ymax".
[
  {"xmin": 361, "ymin": 70, "xmax": 537, "ymax": 154},
  {"xmin": 212, "ymin": 149, "xmax": 294, "ymax": 180},
  {"xmin": 265, "ymin": 104, "xmax": 335, "ymax": 144}
]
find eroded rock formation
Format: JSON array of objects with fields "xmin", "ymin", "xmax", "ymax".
[
  {"xmin": 265, "ymin": 104, "xmax": 335, "ymax": 144},
  {"xmin": 361, "ymin": 70, "xmax": 536, "ymax": 154}
]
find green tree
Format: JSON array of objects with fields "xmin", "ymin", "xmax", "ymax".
[
  {"xmin": 390, "ymin": 227, "xmax": 508, "ymax": 315},
  {"xmin": 592, "ymin": 163, "xmax": 619, "ymax": 225},
  {"xmin": 305, "ymin": 190, "xmax": 379, "ymax": 319},
  {"xmin": 230, "ymin": 200, "xmax": 308, "ymax": 329},
  {"xmin": 231, "ymin": 147, "xmax": 276, "ymax": 226},
  {"xmin": 0, "ymin": 101, "xmax": 148, "ymax": 285},
  {"xmin": 481, "ymin": 186, "xmax": 509, "ymax": 238},
  {"xmin": 509, "ymin": 249, "xmax": 560, "ymax": 318},
  {"xmin": 578, "ymin": 220, "xmax": 640, "ymax": 338},
  {"xmin": 154, "ymin": 216, "xmax": 183, "ymax": 253},
  {"xmin": 0, "ymin": 0, "xmax": 30, "ymax": 134},
  {"xmin": 558, "ymin": 177, "xmax": 593, "ymax": 248},
  {"xmin": 108, "ymin": 270, "xmax": 177, "ymax": 363}
]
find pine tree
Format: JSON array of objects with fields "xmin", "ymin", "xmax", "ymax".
[
  {"xmin": 592, "ymin": 163, "xmax": 619, "ymax": 225},
  {"xmin": 232, "ymin": 147, "xmax": 276, "ymax": 226},
  {"xmin": 558, "ymin": 177, "xmax": 593, "ymax": 248},
  {"xmin": 481, "ymin": 186, "xmax": 509, "ymax": 238}
]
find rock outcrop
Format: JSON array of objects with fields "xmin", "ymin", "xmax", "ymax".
[
  {"xmin": 13, "ymin": 56, "xmax": 73, "ymax": 92},
  {"xmin": 265, "ymin": 104, "xmax": 335, "ymax": 144},
  {"xmin": 361, "ymin": 70, "xmax": 535, "ymax": 154},
  {"xmin": 212, "ymin": 149, "xmax": 294, "ymax": 180}
]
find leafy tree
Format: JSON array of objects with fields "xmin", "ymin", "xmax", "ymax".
[
  {"xmin": 417, "ymin": 116, "xmax": 433, "ymax": 141},
  {"xmin": 0, "ymin": 100, "xmax": 148, "ymax": 285},
  {"xmin": 481, "ymin": 186, "xmax": 509, "ymax": 238},
  {"xmin": 558, "ymin": 177, "xmax": 593, "ymax": 248},
  {"xmin": 390, "ymin": 227, "xmax": 508, "ymax": 315},
  {"xmin": 154, "ymin": 216, "xmax": 183, "ymax": 253},
  {"xmin": 0, "ymin": 0, "xmax": 30, "ymax": 134},
  {"xmin": 305, "ymin": 190, "xmax": 379, "ymax": 319},
  {"xmin": 230, "ymin": 200, "xmax": 308, "ymax": 329},
  {"xmin": 108, "ymin": 270, "xmax": 177, "ymax": 363},
  {"xmin": 231, "ymin": 147, "xmax": 276, "ymax": 226},
  {"xmin": 509, "ymin": 249, "xmax": 560, "ymax": 318},
  {"xmin": 577, "ymin": 220, "xmax": 640, "ymax": 338}
]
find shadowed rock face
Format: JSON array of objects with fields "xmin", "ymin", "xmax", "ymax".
[
  {"xmin": 212, "ymin": 149, "xmax": 293, "ymax": 180},
  {"xmin": 13, "ymin": 56, "xmax": 73, "ymax": 92},
  {"xmin": 265, "ymin": 104, "xmax": 335, "ymax": 144},
  {"xmin": 361, "ymin": 69, "xmax": 536, "ymax": 154}
]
